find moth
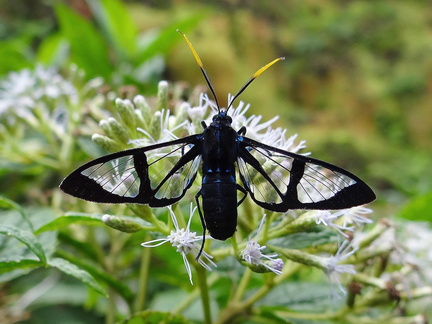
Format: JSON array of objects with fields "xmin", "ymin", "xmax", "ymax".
[{"xmin": 60, "ymin": 30, "xmax": 375, "ymax": 244}]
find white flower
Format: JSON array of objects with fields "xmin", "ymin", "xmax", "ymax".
[
  {"xmin": 320, "ymin": 240, "xmax": 358, "ymax": 297},
  {"xmin": 141, "ymin": 204, "xmax": 215, "ymax": 284},
  {"xmin": 187, "ymin": 93, "xmax": 210, "ymax": 121},
  {"xmin": 186, "ymin": 93, "xmax": 307, "ymax": 156},
  {"xmin": 332, "ymin": 206, "xmax": 373, "ymax": 227},
  {"xmin": 315, "ymin": 210, "xmax": 354, "ymax": 238},
  {"xmin": 0, "ymin": 65, "xmax": 77, "ymax": 133},
  {"xmin": 133, "ymin": 107, "xmax": 188, "ymax": 145},
  {"xmin": 241, "ymin": 215, "xmax": 284, "ymax": 275}
]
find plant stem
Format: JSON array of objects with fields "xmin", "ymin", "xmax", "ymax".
[
  {"xmin": 172, "ymin": 274, "xmax": 218, "ymax": 314},
  {"xmin": 134, "ymin": 234, "xmax": 151, "ymax": 312},
  {"xmin": 106, "ymin": 288, "xmax": 116, "ymax": 324},
  {"xmin": 232, "ymin": 268, "xmax": 252, "ymax": 302},
  {"xmin": 195, "ymin": 263, "xmax": 212, "ymax": 324}
]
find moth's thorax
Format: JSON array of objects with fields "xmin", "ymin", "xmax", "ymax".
[{"xmin": 202, "ymin": 112, "xmax": 238, "ymax": 175}]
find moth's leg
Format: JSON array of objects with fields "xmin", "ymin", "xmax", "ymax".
[
  {"xmin": 237, "ymin": 184, "xmax": 248, "ymax": 206},
  {"xmin": 237, "ymin": 126, "xmax": 246, "ymax": 135},
  {"xmin": 201, "ymin": 121, "xmax": 207, "ymax": 129},
  {"xmin": 195, "ymin": 189, "xmax": 206, "ymax": 260}
]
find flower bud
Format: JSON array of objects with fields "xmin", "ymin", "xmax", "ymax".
[
  {"xmin": 175, "ymin": 102, "xmax": 189, "ymax": 123},
  {"xmin": 128, "ymin": 204, "xmax": 154, "ymax": 223},
  {"xmin": 102, "ymin": 214, "xmax": 144, "ymax": 233},
  {"xmin": 115, "ymin": 98, "xmax": 136, "ymax": 132},
  {"xmin": 99, "ymin": 119, "xmax": 113, "ymax": 138},
  {"xmin": 92, "ymin": 134, "xmax": 122, "ymax": 152},
  {"xmin": 107, "ymin": 117, "xmax": 129, "ymax": 144},
  {"xmin": 133, "ymin": 95, "xmax": 151, "ymax": 124},
  {"xmin": 149, "ymin": 111, "xmax": 161, "ymax": 139},
  {"xmin": 157, "ymin": 81, "xmax": 169, "ymax": 111}
]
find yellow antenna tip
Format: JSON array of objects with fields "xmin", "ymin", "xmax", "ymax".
[
  {"xmin": 176, "ymin": 29, "xmax": 204, "ymax": 68},
  {"xmin": 252, "ymin": 57, "xmax": 285, "ymax": 79}
]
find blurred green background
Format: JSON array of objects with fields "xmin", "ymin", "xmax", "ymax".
[{"xmin": 1, "ymin": 0, "xmax": 431, "ymax": 322}]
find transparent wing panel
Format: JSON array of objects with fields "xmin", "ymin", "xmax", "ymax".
[
  {"xmin": 79, "ymin": 140, "xmax": 201, "ymax": 201},
  {"xmin": 81, "ymin": 155, "xmax": 140, "ymax": 197},
  {"xmin": 238, "ymin": 142, "xmax": 360, "ymax": 207}
]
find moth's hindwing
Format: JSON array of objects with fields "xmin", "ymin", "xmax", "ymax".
[{"xmin": 237, "ymin": 137, "xmax": 376, "ymax": 211}]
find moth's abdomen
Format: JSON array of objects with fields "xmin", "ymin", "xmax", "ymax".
[{"xmin": 201, "ymin": 180, "xmax": 238, "ymax": 240}]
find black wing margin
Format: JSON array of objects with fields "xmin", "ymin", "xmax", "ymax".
[
  {"xmin": 237, "ymin": 137, "xmax": 375, "ymax": 212},
  {"xmin": 60, "ymin": 135, "xmax": 202, "ymax": 207}
]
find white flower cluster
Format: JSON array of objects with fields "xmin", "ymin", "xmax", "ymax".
[
  {"xmin": 141, "ymin": 204, "xmax": 215, "ymax": 284},
  {"xmin": 241, "ymin": 215, "xmax": 284, "ymax": 275},
  {"xmin": 315, "ymin": 206, "xmax": 373, "ymax": 237},
  {"xmin": 0, "ymin": 65, "xmax": 78, "ymax": 117},
  {"xmin": 184, "ymin": 93, "xmax": 307, "ymax": 154}
]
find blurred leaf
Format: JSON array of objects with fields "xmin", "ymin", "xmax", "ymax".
[
  {"xmin": 54, "ymin": 3, "xmax": 112, "ymax": 79},
  {"xmin": 0, "ymin": 208, "xmax": 56, "ymax": 282},
  {"xmin": 257, "ymin": 281, "xmax": 341, "ymax": 313},
  {"xmin": 0, "ymin": 225, "xmax": 47, "ymax": 264},
  {"xmin": 0, "ymin": 195, "xmax": 26, "ymax": 217},
  {"xmin": 0, "ymin": 259, "xmax": 42, "ymax": 274},
  {"xmin": 76, "ymin": 137, "xmax": 107, "ymax": 159},
  {"xmin": 37, "ymin": 33, "xmax": 70, "ymax": 67},
  {"xmin": 256, "ymin": 307, "xmax": 294, "ymax": 324},
  {"xmin": 0, "ymin": 196, "xmax": 33, "ymax": 231},
  {"xmin": 35, "ymin": 212, "xmax": 152, "ymax": 234},
  {"xmin": 269, "ymin": 227, "xmax": 339, "ymax": 249},
  {"xmin": 57, "ymin": 232, "xmax": 101, "ymax": 261},
  {"xmin": 48, "ymin": 257, "xmax": 107, "ymax": 297},
  {"xmin": 0, "ymin": 38, "xmax": 33, "ymax": 75},
  {"xmin": 149, "ymin": 288, "xmax": 219, "ymax": 322},
  {"xmin": 35, "ymin": 212, "xmax": 104, "ymax": 234},
  {"xmin": 137, "ymin": 14, "xmax": 204, "ymax": 63},
  {"xmin": 57, "ymin": 249, "xmax": 134, "ymax": 303},
  {"xmin": 87, "ymin": 0, "xmax": 138, "ymax": 59},
  {"xmin": 125, "ymin": 310, "xmax": 189, "ymax": 324},
  {"xmin": 397, "ymin": 191, "xmax": 432, "ymax": 222}
]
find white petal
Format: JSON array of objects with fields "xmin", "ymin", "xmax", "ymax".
[{"xmin": 141, "ymin": 238, "xmax": 169, "ymax": 247}]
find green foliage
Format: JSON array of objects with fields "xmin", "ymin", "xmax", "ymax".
[
  {"xmin": 125, "ymin": 310, "xmax": 190, "ymax": 324},
  {"xmin": 1, "ymin": 0, "xmax": 202, "ymax": 88},
  {"xmin": 54, "ymin": 4, "xmax": 112, "ymax": 79},
  {"xmin": 398, "ymin": 191, "xmax": 432, "ymax": 223}
]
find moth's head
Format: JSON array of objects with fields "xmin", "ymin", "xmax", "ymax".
[{"xmin": 211, "ymin": 109, "xmax": 232, "ymax": 125}]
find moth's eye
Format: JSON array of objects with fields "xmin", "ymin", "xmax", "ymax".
[
  {"xmin": 227, "ymin": 116, "xmax": 232, "ymax": 123},
  {"xmin": 212, "ymin": 115, "xmax": 218, "ymax": 121}
]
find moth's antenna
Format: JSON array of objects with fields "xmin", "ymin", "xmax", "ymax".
[
  {"xmin": 227, "ymin": 57, "xmax": 285, "ymax": 111},
  {"xmin": 177, "ymin": 30, "xmax": 221, "ymax": 111}
]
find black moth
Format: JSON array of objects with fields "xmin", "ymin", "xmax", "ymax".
[{"xmin": 60, "ymin": 30, "xmax": 375, "ymax": 248}]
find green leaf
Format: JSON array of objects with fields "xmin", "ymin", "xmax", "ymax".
[
  {"xmin": 54, "ymin": 4, "xmax": 112, "ymax": 79},
  {"xmin": 269, "ymin": 227, "xmax": 339, "ymax": 249},
  {"xmin": 48, "ymin": 258, "xmax": 107, "ymax": 297},
  {"xmin": 0, "ymin": 195, "xmax": 27, "ymax": 219},
  {"xmin": 0, "ymin": 38, "xmax": 33, "ymax": 74},
  {"xmin": 0, "ymin": 259, "xmax": 43, "ymax": 274},
  {"xmin": 125, "ymin": 310, "xmax": 189, "ymax": 324},
  {"xmin": 37, "ymin": 32, "xmax": 69, "ymax": 67},
  {"xmin": 0, "ymin": 225, "xmax": 47, "ymax": 264},
  {"xmin": 257, "ymin": 281, "xmax": 343, "ymax": 313},
  {"xmin": 397, "ymin": 191, "xmax": 432, "ymax": 222},
  {"xmin": 56, "ymin": 249, "xmax": 134, "ymax": 303},
  {"xmin": 88, "ymin": 0, "xmax": 138, "ymax": 58},
  {"xmin": 137, "ymin": 14, "xmax": 204, "ymax": 63},
  {"xmin": 35, "ymin": 212, "xmax": 104, "ymax": 234},
  {"xmin": 35, "ymin": 212, "xmax": 153, "ymax": 234}
]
